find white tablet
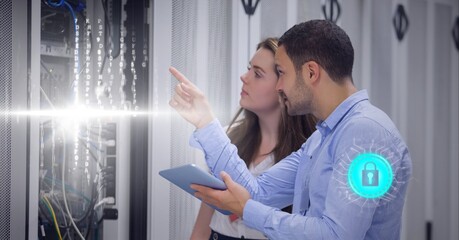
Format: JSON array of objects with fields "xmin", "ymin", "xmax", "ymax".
[{"xmin": 159, "ymin": 164, "xmax": 231, "ymax": 215}]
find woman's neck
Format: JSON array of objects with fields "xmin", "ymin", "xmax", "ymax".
[{"xmin": 254, "ymin": 107, "xmax": 281, "ymax": 158}]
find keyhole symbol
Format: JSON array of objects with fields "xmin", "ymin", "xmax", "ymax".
[{"xmin": 367, "ymin": 172, "xmax": 374, "ymax": 185}]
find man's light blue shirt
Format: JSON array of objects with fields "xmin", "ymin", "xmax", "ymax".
[{"xmin": 190, "ymin": 90, "xmax": 412, "ymax": 240}]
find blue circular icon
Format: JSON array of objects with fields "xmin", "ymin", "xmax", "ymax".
[{"xmin": 347, "ymin": 153, "xmax": 393, "ymax": 199}]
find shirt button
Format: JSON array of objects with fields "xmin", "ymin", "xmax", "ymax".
[{"xmin": 321, "ymin": 122, "xmax": 327, "ymax": 128}]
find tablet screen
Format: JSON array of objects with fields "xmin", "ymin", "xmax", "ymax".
[{"xmin": 159, "ymin": 164, "xmax": 231, "ymax": 215}]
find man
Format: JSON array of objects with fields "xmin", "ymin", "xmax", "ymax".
[{"xmin": 169, "ymin": 20, "xmax": 412, "ymax": 239}]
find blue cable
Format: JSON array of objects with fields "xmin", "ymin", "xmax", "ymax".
[
  {"xmin": 46, "ymin": 0, "xmax": 64, "ymax": 8},
  {"xmin": 47, "ymin": 0, "xmax": 81, "ymax": 79},
  {"xmin": 63, "ymin": 1, "xmax": 77, "ymax": 44},
  {"xmin": 63, "ymin": 1, "xmax": 79, "ymax": 73},
  {"xmin": 46, "ymin": 0, "xmax": 81, "ymax": 101}
]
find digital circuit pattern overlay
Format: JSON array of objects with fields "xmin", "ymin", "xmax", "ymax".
[{"xmin": 332, "ymin": 137, "xmax": 411, "ymax": 208}]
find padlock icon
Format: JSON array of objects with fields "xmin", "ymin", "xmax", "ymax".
[{"xmin": 362, "ymin": 162, "xmax": 379, "ymax": 186}]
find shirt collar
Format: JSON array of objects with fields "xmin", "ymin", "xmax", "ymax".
[{"xmin": 316, "ymin": 90, "xmax": 369, "ymax": 136}]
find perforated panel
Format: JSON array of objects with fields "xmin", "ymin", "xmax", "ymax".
[
  {"xmin": 404, "ymin": 1, "xmax": 428, "ymax": 239},
  {"xmin": 433, "ymin": 4, "xmax": 453, "ymax": 240},
  {"xmin": 170, "ymin": 1, "xmax": 199, "ymax": 239},
  {"xmin": 167, "ymin": 1, "xmax": 234, "ymax": 238},
  {"xmin": 0, "ymin": 0, "xmax": 12, "ymax": 238},
  {"xmin": 370, "ymin": 0, "xmax": 392, "ymax": 115},
  {"xmin": 208, "ymin": 1, "xmax": 232, "ymax": 125},
  {"xmin": 297, "ymin": 0, "xmax": 321, "ymax": 22},
  {"xmin": 260, "ymin": 0, "xmax": 286, "ymax": 39}
]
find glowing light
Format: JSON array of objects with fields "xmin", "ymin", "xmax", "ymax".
[
  {"xmin": 347, "ymin": 153, "xmax": 393, "ymax": 199},
  {"xmin": 5, "ymin": 108, "xmax": 154, "ymax": 118},
  {"xmin": 1, "ymin": 107, "xmax": 173, "ymax": 135}
]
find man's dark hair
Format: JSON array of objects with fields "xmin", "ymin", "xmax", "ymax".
[{"xmin": 279, "ymin": 20, "xmax": 354, "ymax": 82}]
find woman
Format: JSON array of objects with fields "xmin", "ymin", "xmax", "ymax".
[{"xmin": 186, "ymin": 38, "xmax": 316, "ymax": 240}]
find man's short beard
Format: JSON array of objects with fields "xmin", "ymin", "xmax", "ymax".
[{"xmin": 287, "ymin": 71, "xmax": 312, "ymax": 116}]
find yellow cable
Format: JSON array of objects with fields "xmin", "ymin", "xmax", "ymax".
[{"xmin": 43, "ymin": 196, "xmax": 63, "ymax": 240}]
